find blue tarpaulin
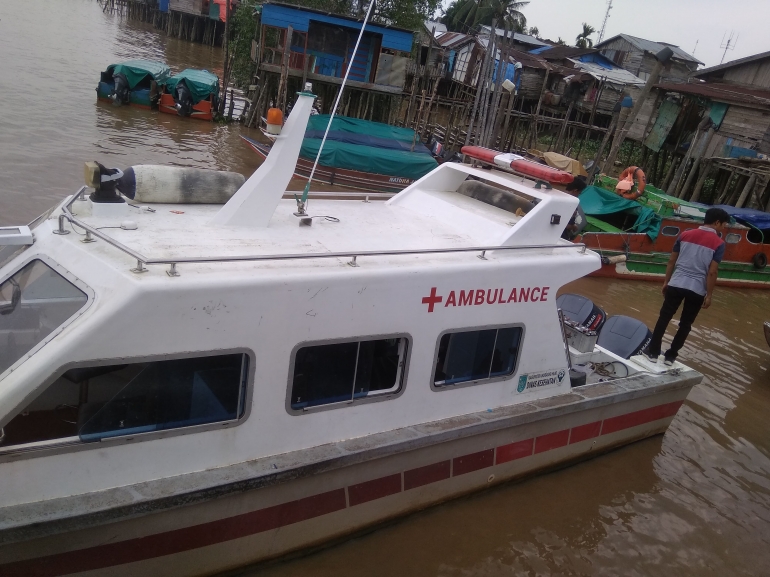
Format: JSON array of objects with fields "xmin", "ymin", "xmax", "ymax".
[{"xmin": 712, "ymin": 205, "xmax": 770, "ymax": 230}]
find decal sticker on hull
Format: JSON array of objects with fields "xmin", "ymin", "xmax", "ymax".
[
  {"xmin": 421, "ymin": 286, "xmax": 550, "ymax": 312},
  {"xmin": 517, "ymin": 369, "xmax": 566, "ymax": 392}
]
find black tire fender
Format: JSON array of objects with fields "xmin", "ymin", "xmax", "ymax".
[{"xmin": 753, "ymin": 252, "xmax": 767, "ymax": 269}]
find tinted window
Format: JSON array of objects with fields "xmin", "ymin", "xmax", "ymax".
[
  {"xmin": 434, "ymin": 327, "xmax": 522, "ymax": 387},
  {"xmin": 0, "ymin": 260, "xmax": 88, "ymax": 377},
  {"xmin": 291, "ymin": 337, "xmax": 407, "ymax": 410},
  {"xmin": 0, "ymin": 354, "xmax": 248, "ymax": 447}
]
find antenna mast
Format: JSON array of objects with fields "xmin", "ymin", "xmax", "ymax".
[
  {"xmin": 720, "ymin": 31, "xmax": 738, "ymax": 64},
  {"xmin": 597, "ymin": 0, "xmax": 613, "ymax": 43}
]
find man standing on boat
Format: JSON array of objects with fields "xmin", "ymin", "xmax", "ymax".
[
  {"xmin": 643, "ymin": 207, "xmax": 731, "ymax": 365},
  {"xmin": 614, "ymin": 166, "xmax": 646, "ymax": 200}
]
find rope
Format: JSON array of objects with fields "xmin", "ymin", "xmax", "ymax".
[{"xmin": 299, "ymin": 0, "xmax": 376, "ymax": 211}]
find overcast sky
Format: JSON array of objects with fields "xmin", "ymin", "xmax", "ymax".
[{"xmin": 439, "ymin": 0, "xmax": 769, "ymax": 69}]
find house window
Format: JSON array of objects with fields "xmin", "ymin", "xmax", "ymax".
[
  {"xmin": 290, "ymin": 337, "xmax": 408, "ymax": 411},
  {"xmin": 0, "ymin": 353, "xmax": 249, "ymax": 448},
  {"xmin": 1, "ymin": 259, "xmax": 89, "ymax": 379},
  {"xmin": 661, "ymin": 226, "xmax": 680, "ymax": 236},
  {"xmin": 433, "ymin": 326, "xmax": 523, "ymax": 387}
]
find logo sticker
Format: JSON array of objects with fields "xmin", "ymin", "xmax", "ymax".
[{"xmin": 516, "ymin": 369, "xmax": 567, "ymax": 393}]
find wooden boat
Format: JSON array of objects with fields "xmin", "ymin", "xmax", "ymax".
[
  {"xmin": 0, "ymin": 90, "xmax": 701, "ymax": 576},
  {"xmin": 243, "ymin": 114, "xmax": 439, "ymax": 194},
  {"xmin": 159, "ymin": 69, "xmax": 220, "ymax": 121},
  {"xmin": 574, "ymin": 177, "xmax": 770, "ymax": 289},
  {"xmin": 96, "ymin": 60, "xmax": 170, "ymax": 109},
  {"xmin": 765, "ymin": 321, "xmax": 770, "ymax": 348}
]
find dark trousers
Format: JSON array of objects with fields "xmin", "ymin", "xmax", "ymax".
[{"xmin": 648, "ymin": 285, "xmax": 705, "ymax": 361}]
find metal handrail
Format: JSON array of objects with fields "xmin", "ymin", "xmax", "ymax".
[{"xmin": 58, "ymin": 187, "xmax": 588, "ymax": 274}]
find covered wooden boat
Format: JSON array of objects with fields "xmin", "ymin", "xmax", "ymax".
[
  {"xmin": 244, "ymin": 114, "xmax": 439, "ymax": 194},
  {"xmin": 96, "ymin": 60, "xmax": 170, "ymax": 109},
  {"xmin": 0, "ymin": 91, "xmax": 701, "ymax": 576},
  {"xmin": 765, "ymin": 321, "xmax": 770, "ymax": 348},
  {"xmin": 574, "ymin": 178, "xmax": 770, "ymax": 289},
  {"xmin": 159, "ymin": 69, "xmax": 220, "ymax": 121}
]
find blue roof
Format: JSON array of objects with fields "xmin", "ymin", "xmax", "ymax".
[
  {"xmin": 712, "ymin": 205, "xmax": 770, "ymax": 230},
  {"xmin": 262, "ymin": 3, "xmax": 413, "ymax": 53}
]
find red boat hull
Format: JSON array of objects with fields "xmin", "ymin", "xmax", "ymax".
[{"xmin": 159, "ymin": 93, "xmax": 215, "ymax": 121}]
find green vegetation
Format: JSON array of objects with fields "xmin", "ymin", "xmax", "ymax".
[
  {"xmin": 442, "ymin": 0, "xmax": 529, "ymax": 33},
  {"xmin": 575, "ymin": 23, "xmax": 595, "ymax": 48}
]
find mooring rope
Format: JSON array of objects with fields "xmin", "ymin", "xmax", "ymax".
[{"xmin": 298, "ymin": 0, "xmax": 376, "ymax": 212}]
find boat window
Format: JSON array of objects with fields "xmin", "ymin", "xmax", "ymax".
[
  {"xmin": 290, "ymin": 337, "xmax": 408, "ymax": 410},
  {"xmin": 0, "ymin": 259, "xmax": 88, "ymax": 378},
  {"xmin": 724, "ymin": 233, "xmax": 741, "ymax": 244},
  {"xmin": 661, "ymin": 226, "xmax": 680, "ymax": 237},
  {"xmin": 433, "ymin": 327, "xmax": 523, "ymax": 387},
  {"xmin": 0, "ymin": 353, "xmax": 248, "ymax": 447}
]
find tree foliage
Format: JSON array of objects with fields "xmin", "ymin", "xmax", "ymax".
[
  {"xmin": 441, "ymin": 0, "xmax": 529, "ymax": 34},
  {"xmin": 575, "ymin": 22, "xmax": 595, "ymax": 48}
]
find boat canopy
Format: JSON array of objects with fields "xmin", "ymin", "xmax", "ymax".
[
  {"xmin": 299, "ymin": 138, "xmax": 438, "ymax": 180},
  {"xmin": 165, "ymin": 69, "xmax": 220, "ymax": 104},
  {"xmin": 712, "ymin": 205, "xmax": 770, "ymax": 231},
  {"xmin": 107, "ymin": 60, "xmax": 171, "ymax": 89},
  {"xmin": 304, "ymin": 115, "xmax": 431, "ymax": 154},
  {"xmin": 579, "ymin": 186, "xmax": 662, "ymax": 241}
]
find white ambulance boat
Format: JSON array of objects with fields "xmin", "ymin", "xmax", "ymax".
[{"xmin": 0, "ymin": 91, "xmax": 701, "ymax": 576}]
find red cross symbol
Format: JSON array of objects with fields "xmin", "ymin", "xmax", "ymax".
[{"xmin": 422, "ymin": 287, "xmax": 443, "ymax": 312}]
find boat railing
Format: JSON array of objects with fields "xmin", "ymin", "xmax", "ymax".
[{"xmin": 56, "ymin": 187, "xmax": 588, "ymax": 276}]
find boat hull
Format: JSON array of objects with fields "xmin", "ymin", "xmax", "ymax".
[
  {"xmin": 764, "ymin": 321, "xmax": 770, "ymax": 348},
  {"xmin": 242, "ymin": 136, "xmax": 414, "ymax": 194},
  {"xmin": 158, "ymin": 93, "xmax": 215, "ymax": 121},
  {"xmin": 0, "ymin": 372, "xmax": 697, "ymax": 577},
  {"xmin": 96, "ymin": 82, "xmax": 154, "ymax": 109}
]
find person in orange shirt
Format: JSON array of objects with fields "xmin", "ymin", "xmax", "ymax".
[{"xmin": 615, "ymin": 166, "xmax": 646, "ymax": 200}]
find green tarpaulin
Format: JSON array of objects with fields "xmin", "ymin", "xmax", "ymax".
[
  {"xmin": 165, "ymin": 69, "xmax": 219, "ymax": 104},
  {"xmin": 306, "ymin": 115, "xmax": 419, "ymax": 143},
  {"xmin": 299, "ymin": 138, "xmax": 438, "ymax": 180},
  {"xmin": 579, "ymin": 186, "xmax": 662, "ymax": 241},
  {"xmin": 108, "ymin": 60, "xmax": 170, "ymax": 89}
]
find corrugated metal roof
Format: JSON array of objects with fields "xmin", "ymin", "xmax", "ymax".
[
  {"xmin": 655, "ymin": 81, "xmax": 770, "ymax": 106},
  {"xmin": 596, "ymin": 33, "xmax": 704, "ymax": 65},
  {"xmin": 423, "ymin": 20, "xmax": 447, "ymax": 36},
  {"xmin": 569, "ymin": 59, "xmax": 645, "ymax": 86},
  {"xmin": 436, "ymin": 31, "xmax": 476, "ymax": 49},
  {"xmin": 508, "ymin": 48, "xmax": 548, "ymax": 70},
  {"xmin": 478, "ymin": 25, "xmax": 549, "ymax": 47},
  {"xmin": 530, "ymin": 46, "xmax": 597, "ymax": 60},
  {"xmin": 693, "ymin": 50, "xmax": 770, "ymax": 78}
]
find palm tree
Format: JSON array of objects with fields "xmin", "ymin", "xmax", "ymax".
[
  {"xmin": 575, "ymin": 22, "xmax": 596, "ymax": 48},
  {"xmin": 449, "ymin": 0, "xmax": 530, "ymax": 34}
]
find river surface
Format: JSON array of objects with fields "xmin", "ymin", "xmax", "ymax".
[{"xmin": 1, "ymin": 2, "xmax": 770, "ymax": 576}]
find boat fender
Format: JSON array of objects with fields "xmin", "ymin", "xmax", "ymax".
[
  {"xmin": 753, "ymin": 252, "xmax": 767, "ymax": 269},
  {"xmin": 456, "ymin": 180, "xmax": 536, "ymax": 215},
  {"xmin": 601, "ymin": 254, "xmax": 627, "ymax": 265},
  {"xmin": 117, "ymin": 166, "xmax": 246, "ymax": 204}
]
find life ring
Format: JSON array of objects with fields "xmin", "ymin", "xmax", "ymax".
[{"xmin": 753, "ymin": 252, "xmax": 767, "ymax": 269}]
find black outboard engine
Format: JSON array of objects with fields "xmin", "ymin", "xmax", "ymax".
[
  {"xmin": 84, "ymin": 161, "xmax": 126, "ymax": 204},
  {"xmin": 556, "ymin": 293, "xmax": 607, "ymax": 331},
  {"xmin": 174, "ymin": 81, "xmax": 193, "ymax": 117},
  {"xmin": 597, "ymin": 315, "xmax": 652, "ymax": 359},
  {"xmin": 111, "ymin": 73, "xmax": 130, "ymax": 106}
]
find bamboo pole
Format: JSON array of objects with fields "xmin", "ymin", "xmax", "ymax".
[{"xmin": 529, "ymin": 68, "xmax": 550, "ymax": 148}]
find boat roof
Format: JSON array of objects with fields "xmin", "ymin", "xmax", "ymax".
[
  {"xmin": 106, "ymin": 60, "xmax": 171, "ymax": 87},
  {"xmin": 165, "ymin": 69, "xmax": 219, "ymax": 102}
]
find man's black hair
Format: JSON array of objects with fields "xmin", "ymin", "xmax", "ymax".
[
  {"xmin": 566, "ymin": 175, "xmax": 587, "ymax": 193},
  {"xmin": 704, "ymin": 207, "xmax": 730, "ymax": 225}
]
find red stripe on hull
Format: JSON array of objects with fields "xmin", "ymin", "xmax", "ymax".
[{"xmin": 1, "ymin": 400, "xmax": 686, "ymax": 576}]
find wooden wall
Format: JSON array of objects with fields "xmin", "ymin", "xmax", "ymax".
[
  {"xmin": 598, "ymin": 38, "xmax": 695, "ymax": 83},
  {"xmin": 705, "ymin": 105, "xmax": 770, "ymax": 156},
  {"xmin": 705, "ymin": 59, "xmax": 770, "ymax": 89},
  {"xmin": 169, "ymin": 0, "xmax": 206, "ymax": 15}
]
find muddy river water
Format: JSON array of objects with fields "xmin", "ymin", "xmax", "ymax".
[{"xmin": 1, "ymin": 2, "xmax": 769, "ymax": 575}]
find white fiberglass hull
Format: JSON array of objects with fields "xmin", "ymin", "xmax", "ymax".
[{"xmin": 0, "ymin": 370, "xmax": 696, "ymax": 577}]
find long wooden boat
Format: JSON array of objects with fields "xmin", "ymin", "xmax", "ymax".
[
  {"xmin": 765, "ymin": 321, "xmax": 770, "ymax": 348},
  {"xmin": 575, "ymin": 178, "xmax": 770, "ymax": 289},
  {"xmin": 159, "ymin": 69, "xmax": 220, "ymax": 121},
  {"xmin": 0, "ymin": 90, "xmax": 701, "ymax": 576},
  {"xmin": 96, "ymin": 60, "xmax": 170, "ymax": 109}
]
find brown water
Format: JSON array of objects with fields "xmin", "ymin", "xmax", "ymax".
[{"xmin": 2, "ymin": 2, "xmax": 770, "ymax": 575}]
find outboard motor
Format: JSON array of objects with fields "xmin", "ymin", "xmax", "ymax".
[
  {"xmin": 596, "ymin": 315, "xmax": 652, "ymax": 359},
  {"xmin": 174, "ymin": 81, "xmax": 193, "ymax": 117},
  {"xmin": 111, "ymin": 73, "xmax": 130, "ymax": 106},
  {"xmin": 556, "ymin": 293, "xmax": 606, "ymax": 331}
]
